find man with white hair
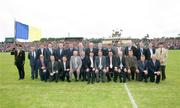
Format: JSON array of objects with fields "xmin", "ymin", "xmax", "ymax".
[
  {"xmin": 124, "ymin": 40, "xmax": 137, "ymax": 58},
  {"xmin": 85, "ymin": 42, "xmax": 97, "ymax": 56}
]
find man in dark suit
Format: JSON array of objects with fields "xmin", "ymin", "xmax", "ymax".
[
  {"xmin": 46, "ymin": 43, "xmax": 55, "ymax": 63},
  {"xmin": 137, "ymin": 42, "xmax": 147, "ymax": 60},
  {"xmin": 47, "ymin": 55, "xmax": 59, "ymax": 82},
  {"xmin": 60, "ymin": 56, "xmax": 71, "ymax": 82},
  {"xmin": 148, "ymin": 55, "xmax": 161, "ymax": 84},
  {"xmin": 37, "ymin": 44, "xmax": 46, "ymax": 60},
  {"xmin": 54, "ymin": 43, "xmax": 65, "ymax": 62},
  {"xmin": 77, "ymin": 42, "xmax": 86, "ymax": 55},
  {"xmin": 86, "ymin": 51, "xmax": 96, "ymax": 84},
  {"xmin": 104, "ymin": 44, "xmax": 115, "ymax": 56},
  {"xmin": 79, "ymin": 51, "xmax": 87, "ymax": 81},
  {"xmin": 39, "ymin": 55, "xmax": 48, "ymax": 82},
  {"xmin": 146, "ymin": 42, "xmax": 156, "ymax": 60},
  {"xmin": 14, "ymin": 45, "xmax": 25, "ymax": 80},
  {"xmin": 125, "ymin": 50, "xmax": 138, "ymax": 80},
  {"xmin": 28, "ymin": 46, "xmax": 38, "ymax": 80},
  {"xmin": 96, "ymin": 43, "xmax": 106, "ymax": 56},
  {"xmin": 85, "ymin": 42, "xmax": 97, "ymax": 56},
  {"xmin": 137, "ymin": 55, "xmax": 148, "ymax": 82},
  {"xmin": 124, "ymin": 40, "xmax": 137, "ymax": 58},
  {"xmin": 106, "ymin": 50, "xmax": 117, "ymax": 82},
  {"xmin": 115, "ymin": 51, "xmax": 127, "ymax": 83},
  {"xmin": 95, "ymin": 51, "xmax": 107, "ymax": 82},
  {"xmin": 65, "ymin": 43, "xmax": 75, "ymax": 60}
]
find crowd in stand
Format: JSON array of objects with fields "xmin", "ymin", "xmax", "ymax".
[
  {"xmin": 11, "ymin": 40, "xmax": 168, "ymax": 84},
  {"xmin": 0, "ymin": 37, "xmax": 180, "ymax": 52}
]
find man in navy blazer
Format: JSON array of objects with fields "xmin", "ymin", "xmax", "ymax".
[
  {"xmin": 148, "ymin": 55, "xmax": 161, "ymax": 84},
  {"xmin": 137, "ymin": 42, "xmax": 147, "ymax": 60},
  {"xmin": 106, "ymin": 50, "xmax": 117, "ymax": 82},
  {"xmin": 137, "ymin": 55, "xmax": 148, "ymax": 82},
  {"xmin": 28, "ymin": 46, "xmax": 38, "ymax": 80},
  {"xmin": 65, "ymin": 43, "xmax": 75, "ymax": 60},
  {"xmin": 54, "ymin": 43, "xmax": 65, "ymax": 62},
  {"xmin": 146, "ymin": 42, "xmax": 156, "ymax": 60},
  {"xmin": 60, "ymin": 56, "xmax": 71, "ymax": 82}
]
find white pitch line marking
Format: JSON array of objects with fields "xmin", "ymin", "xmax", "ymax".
[{"xmin": 124, "ymin": 83, "xmax": 138, "ymax": 108}]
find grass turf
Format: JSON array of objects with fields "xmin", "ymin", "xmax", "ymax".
[{"xmin": 0, "ymin": 50, "xmax": 180, "ymax": 108}]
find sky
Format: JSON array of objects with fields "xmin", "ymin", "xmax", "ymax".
[{"xmin": 0, "ymin": 0, "xmax": 180, "ymax": 41}]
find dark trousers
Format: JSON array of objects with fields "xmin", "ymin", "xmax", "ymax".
[
  {"xmin": 80, "ymin": 68, "xmax": 86, "ymax": 81},
  {"xmin": 136, "ymin": 72, "xmax": 148, "ymax": 82},
  {"xmin": 30, "ymin": 63, "xmax": 38, "ymax": 79},
  {"xmin": 149, "ymin": 73, "xmax": 160, "ymax": 83},
  {"xmin": 127, "ymin": 67, "xmax": 136, "ymax": 80},
  {"xmin": 49, "ymin": 73, "xmax": 59, "ymax": 82},
  {"xmin": 107, "ymin": 68, "xmax": 114, "ymax": 82},
  {"xmin": 114, "ymin": 70, "xmax": 126, "ymax": 83},
  {"xmin": 160, "ymin": 65, "xmax": 166, "ymax": 80},
  {"xmin": 15, "ymin": 62, "xmax": 25, "ymax": 79},
  {"xmin": 87, "ymin": 68, "xmax": 95, "ymax": 84},
  {"xmin": 39, "ymin": 70, "xmax": 47, "ymax": 82},
  {"xmin": 96, "ymin": 70, "xmax": 106, "ymax": 82},
  {"xmin": 62, "ymin": 71, "xmax": 70, "ymax": 81}
]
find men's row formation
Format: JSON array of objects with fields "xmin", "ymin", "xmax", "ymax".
[{"xmin": 12, "ymin": 40, "xmax": 168, "ymax": 84}]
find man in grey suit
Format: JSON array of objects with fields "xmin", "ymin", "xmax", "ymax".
[
  {"xmin": 70, "ymin": 50, "xmax": 82, "ymax": 81},
  {"xmin": 95, "ymin": 51, "xmax": 107, "ymax": 82}
]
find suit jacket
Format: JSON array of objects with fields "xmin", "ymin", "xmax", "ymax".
[
  {"xmin": 95, "ymin": 56, "xmax": 106, "ymax": 69},
  {"xmin": 46, "ymin": 48, "xmax": 55, "ymax": 62},
  {"xmin": 54, "ymin": 48, "xmax": 65, "ymax": 61},
  {"xmin": 137, "ymin": 48, "xmax": 147, "ymax": 60},
  {"xmin": 85, "ymin": 48, "xmax": 97, "ymax": 56},
  {"xmin": 37, "ymin": 48, "xmax": 46, "ymax": 59},
  {"xmin": 70, "ymin": 56, "xmax": 82, "ymax": 70},
  {"xmin": 28, "ymin": 50, "xmax": 38, "ymax": 66},
  {"xmin": 124, "ymin": 46, "xmax": 137, "ymax": 58},
  {"xmin": 155, "ymin": 48, "xmax": 168, "ymax": 65},
  {"xmin": 39, "ymin": 60, "xmax": 48, "ymax": 72},
  {"xmin": 103, "ymin": 48, "xmax": 115, "ymax": 56},
  {"xmin": 86, "ymin": 56, "xmax": 96, "ymax": 69},
  {"xmin": 148, "ymin": 60, "xmax": 160, "ymax": 75},
  {"xmin": 80, "ymin": 56, "xmax": 87, "ymax": 69},
  {"xmin": 47, "ymin": 61, "xmax": 59, "ymax": 74},
  {"xmin": 125, "ymin": 56, "xmax": 138, "ymax": 69},
  {"xmin": 116, "ymin": 56, "xmax": 126, "ymax": 69},
  {"xmin": 106, "ymin": 55, "xmax": 117, "ymax": 68},
  {"xmin": 14, "ymin": 50, "xmax": 25, "ymax": 63},
  {"xmin": 60, "ymin": 61, "xmax": 70, "ymax": 72},
  {"xmin": 146, "ymin": 48, "xmax": 156, "ymax": 60},
  {"xmin": 65, "ymin": 48, "xmax": 75, "ymax": 60},
  {"xmin": 137, "ymin": 60, "xmax": 148, "ymax": 73}
]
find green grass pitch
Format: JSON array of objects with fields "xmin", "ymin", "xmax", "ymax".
[{"xmin": 0, "ymin": 50, "xmax": 180, "ymax": 108}]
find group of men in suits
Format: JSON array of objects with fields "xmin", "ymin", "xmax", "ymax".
[{"xmin": 12, "ymin": 40, "xmax": 168, "ymax": 84}]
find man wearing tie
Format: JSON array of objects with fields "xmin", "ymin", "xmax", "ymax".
[
  {"xmin": 48, "ymin": 55, "xmax": 59, "ymax": 82},
  {"xmin": 14, "ymin": 45, "xmax": 25, "ymax": 80},
  {"xmin": 106, "ymin": 50, "xmax": 117, "ymax": 82},
  {"xmin": 155, "ymin": 42, "xmax": 168, "ymax": 80},
  {"xmin": 146, "ymin": 42, "xmax": 156, "ymax": 60},
  {"xmin": 79, "ymin": 51, "xmax": 87, "ymax": 81},
  {"xmin": 28, "ymin": 46, "xmax": 38, "ymax": 80},
  {"xmin": 65, "ymin": 43, "xmax": 75, "ymax": 60},
  {"xmin": 125, "ymin": 50, "xmax": 138, "ymax": 81},
  {"xmin": 137, "ymin": 55, "xmax": 148, "ymax": 82},
  {"xmin": 148, "ymin": 55, "xmax": 161, "ymax": 84},
  {"xmin": 54, "ymin": 43, "xmax": 65, "ymax": 62},
  {"xmin": 95, "ymin": 51, "xmax": 107, "ymax": 82},
  {"xmin": 124, "ymin": 40, "xmax": 137, "ymax": 58},
  {"xmin": 60, "ymin": 56, "xmax": 71, "ymax": 82},
  {"xmin": 70, "ymin": 50, "xmax": 82, "ymax": 81},
  {"xmin": 85, "ymin": 42, "xmax": 97, "ymax": 56},
  {"xmin": 86, "ymin": 51, "xmax": 96, "ymax": 84},
  {"xmin": 115, "ymin": 50, "xmax": 127, "ymax": 83},
  {"xmin": 46, "ymin": 43, "xmax": 54, "ymax": 63},
  {"xmin": 137, "ymin": 42, "xmax": 147, "ymax": 60}
]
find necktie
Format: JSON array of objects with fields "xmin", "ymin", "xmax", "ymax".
[
  {"xmin": 99, "ymin": 57, "xmax": 102, "ymax": 69},
  {"xmin": 160, "ymin": 48, "xmax": 162, "ymax": 54},
  {"xmin": 90, "ymin": 57, "xmax": 94, "ymax": 68},
  {"xmin": 64, "ymin": 62, "xmax": 66, "ymax": 71},
  {"xmin": 110, "ymin": 57, "xmax": 113, "ymax": 68},
  {"xmin": 52, "ymin": 62, "xmax": 54, "ymax": 72}
]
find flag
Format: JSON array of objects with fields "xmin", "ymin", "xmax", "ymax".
[
  {"xmin": 15, "ymin": 21, "xmax": 41, "ymax": 41},
  {"xmin": 29, "ymin": 26, "xmax": 41, "ymax": 41},
  {"xmin": 15, "ymin": 21, "xmax": 29, "ymax": 40}
]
